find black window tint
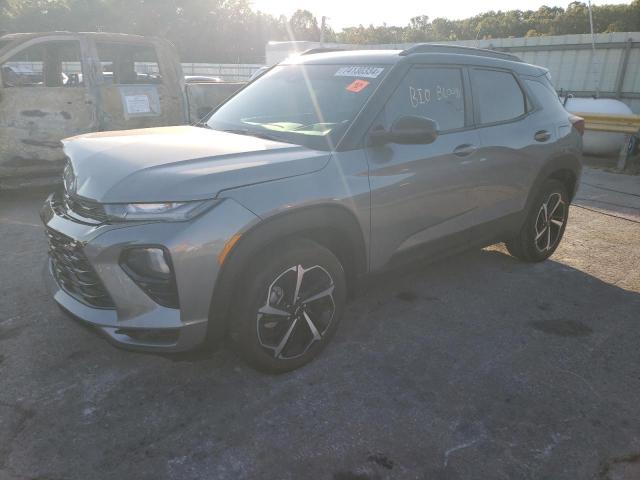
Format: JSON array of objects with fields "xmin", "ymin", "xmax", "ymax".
[
  {"xmin": 96, "ymin": 43, "xmax": 162, "ymax": 85},
  {"xmin": 385, "ymin": 67, "xmax": 465, "ymax": 131},
  {"xmin": 472, "ymin": 69, "xmax": 526, "ymax": 124}
]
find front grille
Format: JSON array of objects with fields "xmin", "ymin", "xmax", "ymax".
[
  {"xmin": 46, "ymin": 228, "xmax": 114, "ymax": 309},
  {"xmin": 63, "ymin": 191, "xmax": 108, "ymax": 223}
]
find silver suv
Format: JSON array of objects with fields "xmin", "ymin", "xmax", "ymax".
[{"xmin": 41, "ymin": 45, "xmax": 583, "ymax": 372}]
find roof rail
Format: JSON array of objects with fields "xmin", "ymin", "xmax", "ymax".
[
  {"xmin": 399, "ymin": 44, "xmax": 521, "ymax": 62},
  {"xmin": 300, "ymin": 47, "xmax": 345, "ymax": 56}
]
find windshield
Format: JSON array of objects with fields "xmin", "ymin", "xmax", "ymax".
[{"xmin": 207, "ymin": 64, "xmax": 387, "ymax": 151}]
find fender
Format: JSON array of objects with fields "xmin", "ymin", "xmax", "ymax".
[
  {"xmin": 523, "ymin": 152, "xmax": 582, "ymax": 217},
  {"xmin": 206, "ymin": 204, "xmax": 368, "ymax": 345}
]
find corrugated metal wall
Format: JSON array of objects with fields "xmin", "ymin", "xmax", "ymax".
[
  {"xmin": 265, "ymin": 32, "xmax": 640, "ymax": 113},
  {"xmin": 181, "ymin": 63, "xmax": 263, "ymax": 81}
]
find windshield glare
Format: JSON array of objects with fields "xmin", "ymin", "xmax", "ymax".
[{"xmin": 207, "ymin": 64, "xmax": 387, "ymax": 150}]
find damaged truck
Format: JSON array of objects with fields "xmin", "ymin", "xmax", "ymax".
[{"xmin": 0, "ymin": 32, "xmax": 244, "ymax": 188}]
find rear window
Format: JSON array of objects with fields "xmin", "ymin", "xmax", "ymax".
[{"xmin": 472, "ymin": 69, "xmax": 527, "ymax": 124}]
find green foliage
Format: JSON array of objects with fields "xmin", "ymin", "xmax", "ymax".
[
  {"xmin": 338, "ymin": 2, "xmax": 639, "ymax": 44},
  {"xmin": 289, "ymin": 9, "xmax": 319, "ymax": 41},
  {"xmin": 0, "ymin": 1, "xmax": 638, "ymax": 62}
]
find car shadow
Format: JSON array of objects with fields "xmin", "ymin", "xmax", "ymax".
[{"xmin": 160, "ymin": 243, "xmax": 640, "ymax": 366}]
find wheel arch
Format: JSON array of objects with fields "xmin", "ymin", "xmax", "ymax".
[
  {"xmin": 526, "ymin": 154, "xmax": 581, "ymax": 210},
  {"xmin": 205, "ymin": 203, "xmax": 368, "ymax": 345}
]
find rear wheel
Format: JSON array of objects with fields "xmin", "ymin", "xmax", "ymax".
[
  {"xmin": 506, "ymin": 179, "xmax": 569, "ymax": 262},
  {"xmin": 230, "ymin": 238, "xmax": 346, "ymax": 373}
]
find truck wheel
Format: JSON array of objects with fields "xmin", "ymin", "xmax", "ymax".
[
  {"xmin": 230, "ymin": 238, "xmax": 346, "ymax": 373},
  {"xmin": 506, "ymin": 179, "xmax": 569, "ymax": 262}
]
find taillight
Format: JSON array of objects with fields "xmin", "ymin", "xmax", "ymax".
[{"xmin": 569, "ymin": 115, "xmax": 585, "ymax": 136}]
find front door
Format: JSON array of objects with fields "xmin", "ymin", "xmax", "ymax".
[
  {"xmin": 366, "ymin": 65, "xmax": 481, "ymax": 269},
  {"xmin": 91, "ymin": 41, "xmax": 184, "ymax": 132},
  {"xmin": 0, "ymin": 37, "xmax": 97, "ymax": 178}
]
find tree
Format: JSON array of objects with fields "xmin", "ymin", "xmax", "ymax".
[
  {"xmin": 0, "ymin": 0, "xmax": 638, "ymax": 62},
  {"xmin": 288, "ymin": 9, "xmax": 319, "ymax": 41}
]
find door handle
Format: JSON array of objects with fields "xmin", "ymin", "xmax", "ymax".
[
  {"xmin": 453, "ymin": 144, "xmax": 477, "ymax": 157},
  {"xmin": 534, "ymin": 130, "xmax": 551, "ymax": 142}
]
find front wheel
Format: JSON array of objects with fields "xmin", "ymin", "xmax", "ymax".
[
  {"xmin": 230, "ymin": 238, "xmax": 346, "ymax": 373},
  {"xmin": 506, "ymin": 179, "xmax": 569, "ymax": 262}
]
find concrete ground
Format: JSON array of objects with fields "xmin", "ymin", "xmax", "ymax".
[{"xmin": 1, "ymin": 167, "xmax": 639, "ymax": 480}]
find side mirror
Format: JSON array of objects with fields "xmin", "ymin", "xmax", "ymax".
[{"xmin": 369, "ymin": 115, "xmax": 439, "ymax": 146}]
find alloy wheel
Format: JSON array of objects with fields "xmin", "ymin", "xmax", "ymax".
[
  {"xmin": 534, "ymin": 192, "xmax": 566, "ymax": 253},
  {"xmin": 256, "ymin": 264, "xmax": 335, "ymax": 360}
]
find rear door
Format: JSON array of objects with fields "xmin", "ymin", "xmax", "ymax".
[
  {"xmin": 468, "ymin": 67, "xmax": 537, "ymax": 231},
  {"xmin": 366, "ymin": 64, "xmax": 482, "ymax": 268},
  {"xmin": 0, "ymin": 36, "xmax": 97, "ymax": 177},
  {"xmin": 91, "ymin": 40, "xmax": 184, "ymax": 131}
]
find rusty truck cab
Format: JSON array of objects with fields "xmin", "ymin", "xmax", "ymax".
[{"xmin": 0, "ymin": 32, "xmax": 186, "ymax": 183}]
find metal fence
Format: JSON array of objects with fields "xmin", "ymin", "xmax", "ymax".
[
  {"xmin": 181, "ymin": 63, "xmax": 262, "ymax": 81},
  {"xmin": 5, "ymin": 61, "xmax": 262, "ymax": 82}
]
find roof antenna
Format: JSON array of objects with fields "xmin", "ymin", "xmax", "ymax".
[{"xmin": 588, "ymin": 0, "xmax": 600, "ymax": 98}]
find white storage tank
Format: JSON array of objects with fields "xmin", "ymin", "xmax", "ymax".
[{"xmin": 562, "ymin": 97, "xmax": 633, "ymax": 156}]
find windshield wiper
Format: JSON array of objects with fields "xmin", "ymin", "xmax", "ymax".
[{"xmin": 220, "ymin": 128, "xmax": 285, "ymax": 142}]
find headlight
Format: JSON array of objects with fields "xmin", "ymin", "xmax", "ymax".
[{"xmin": 104, "ymin": 199, "xmax": 217, "ymax": 222}]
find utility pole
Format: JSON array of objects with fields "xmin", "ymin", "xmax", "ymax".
[{"xmin": 587, "ymin": 0, "xmax": 600, "ymax": 97}]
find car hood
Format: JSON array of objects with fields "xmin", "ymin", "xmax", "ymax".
[{"xmin": 63, "ymin": 126, "xmax": 331, "ymax": 203}]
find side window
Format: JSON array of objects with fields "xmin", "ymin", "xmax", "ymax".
[
  {"xmin": 471, "ymin": 69, "xmax": 526, "ymax": 124},
  {"xmin": 384, "ymin": 66, "xmax": 465, "ymax": 132},
  {"xmin": 525, "ymin": 79, "xmax": 563, "ymax": 108},
  {"xmin": 95, "ymin": 43, "xmax": 162, "ymax": 85},
  {"xmin": 1, "ymin": 41, "xmax": 84, "ymax": 88}
]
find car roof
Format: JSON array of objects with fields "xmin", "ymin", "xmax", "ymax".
[
  {"xmin": 285, "ymin": 45, "xmax": 547, "ymax": 76},
  {"xmin": 285, "ymin": 50, "xmax": 403, "ymax": 65}
]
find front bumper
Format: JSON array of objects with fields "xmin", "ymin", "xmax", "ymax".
[{"xmin": 41, "ymin": 193, "xmax": 259, "ymax": 352}]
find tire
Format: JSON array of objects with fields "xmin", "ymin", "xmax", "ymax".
[
  {"xmin": 506, "ymin": 179, "xmax": 569, "ymax": 262},
  {"xmin": 230, "ymin": 238, "xmax": 346, "ymax": 373}
]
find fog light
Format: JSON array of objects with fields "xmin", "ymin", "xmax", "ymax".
[
  {"xmin": 120, "ymin": 247, "xmax": 179, "ymax": 308},
  {"xmin": 125, "ymin": 248, "xmax": 171, "ymax": 277}
]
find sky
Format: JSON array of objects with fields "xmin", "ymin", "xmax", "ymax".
[{"xmin": 251, "ymin": 0, "xmax": 632, "ymax": 30}]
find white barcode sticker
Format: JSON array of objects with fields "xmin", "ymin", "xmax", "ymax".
[{"xmin": 335, "ymin": 66, "xmax": 384, "ymax": 78}]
